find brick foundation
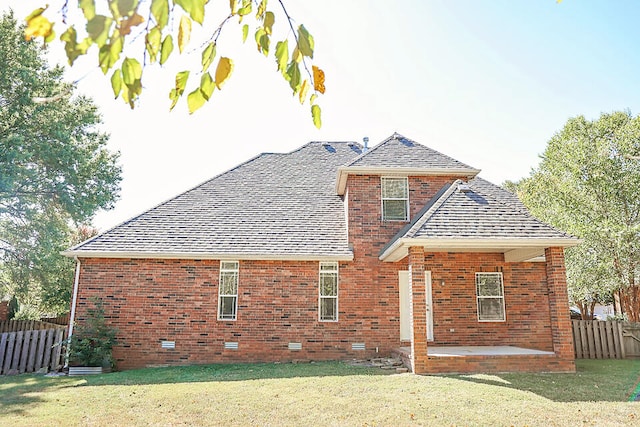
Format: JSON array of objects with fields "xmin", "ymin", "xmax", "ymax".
[{"xmin": 423, "ymin": 354, "xmax": 575, "ymax": 374}]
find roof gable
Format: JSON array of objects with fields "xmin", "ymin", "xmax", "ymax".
[
  {"xmin": 347, "ymin": 133, "xmax": 477, "ymax": 170},
  {"xmin": 380, "ymin": 179, "xmax": 578, "ymax": 262},
  {"xmin": 336, "ymin": 133, "xmax": 480, "ymax": 195}
]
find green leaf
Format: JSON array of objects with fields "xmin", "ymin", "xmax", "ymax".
[
  {"xmin": 238, "ymin": 0, "xmax": 252, "ymax": 16},
  {"xmin": 299, "ymin": 79, "xmax": 309, "ymax": 104},
  {"xmin": 311, "ymin": 104, "xmax": 321, "ymax": 129},
  {"xmin": 79, "ymin": 0, "xmax": 96, "ymax": 20},
  {"xmin": 187, "ymin": 88, "xmax": 206, "ymax": 113},
  {"xmin": 87, "ymin": 15, "xmax": 113, "ymax": 48},
  {"xmin": 169, "ymin": 71, "xmax": 189, "ymax": 110},
  {"xmin": 151, "ymin": 0, "xmax": 169, "ymax": 28},
  {"xmin": 160, "ymin": 35, "xmax": 173, "ymax": 65},
  {"xmin": 175, "ymin": 0, "xmax": 206, "ymax": 24},
  {"xmin": 116, "ymin": 0, "xmax": 138, "ymax": 17},
  {"xmin": 145, "ymin": 26, "xmax": 162, "ymax": 63},
  {"xmin": 242, "ymin": 24, "xmax": 249, "ymax": 43},
  {"xmin": 256, "ymin": 0, "xmax": 267, "ymax": 20},
  {"xmin": 215, "ymin": 57, "xmax": 234, "ymax": 89},
  {"xmin": 110, "ymin": 69, "xmax": 122, "ymax": 98},
  {"xmin": 201, "ymin": 42, "xmax": 216, "ymax": 73},
  {"xmin": 200, "ymin": 73, "xmax": 215, "ymax": 101},
  {"xmin": 275, "ymin": 40, "xmax": 288, "ymax": 73},
  {"xmin": 264, "ymin": 11, "xmax": 274, "ymax": 35},
  {"xmin": 285, "ymin": 61, "xmax": 301, "ymax": 93},
  {"xmin": 178, "ymin": 14, "xmax": 192, "ymax": 53},
  {"xmin": 122, "ymin": 57, "xmax": 142, "ymax": 86},
  {"xmin": 98, "ymin": 36, "xmax": 123, "ymax": 74},
  {"xmin": 297, "ymin": 24, "xmax": 314, "ymax": 58},
  {"xmin": 255, "ymin": 28, "xmax": 269, "ymax": 56},
  {"xmin": 60, "ymin": 27, "xmax": 82, "ymax": 65}
]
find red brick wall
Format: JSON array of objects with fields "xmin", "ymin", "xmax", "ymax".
[
  {"xmin": 76, "ymin": 258, "xmax": 404, "ymax": 369},
  {"xmin": 0, "ymin": 301, "xmax": 8, "ymax": 321}
]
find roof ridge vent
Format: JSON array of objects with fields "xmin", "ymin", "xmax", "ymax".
[{"xmin": 457, "ymin": 182, "xmax": 472, "ymax": 193}]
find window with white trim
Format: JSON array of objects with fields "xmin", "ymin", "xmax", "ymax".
[
  {"xmin": 381, "ymin": 177, "xmax": 409, "ymax": 221},
  {"xmin": 218, "ymin": 261, "xmax": 239, "ymax": 320},
  {"xmin": 319, "ymin": 262, "xmax": 338, "ymax": 321},
  {"xmin": 475, "ymin": 272, "xmax": 505, "ymax": 322}
]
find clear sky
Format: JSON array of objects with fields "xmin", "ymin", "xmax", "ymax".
[{"xmin": 4, "ymin": 1, "xmax": 640, "ymax": 231}]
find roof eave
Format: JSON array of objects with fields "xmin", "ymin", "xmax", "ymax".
[
  {"xmin": 336, "ymin": 166, "xmax": 481, "ymax": 195},
  {"xmin": 61, "ymin": 250, "xmax": 355, "ymax": 262},
  {"xmin": 379, "ymin": 237, "xmax": 580, "ymax": 262}
]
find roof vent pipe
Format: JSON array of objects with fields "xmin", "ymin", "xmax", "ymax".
[{"xmin": 363, "ymin": 136, "xmax": 369, "ymax": 153}]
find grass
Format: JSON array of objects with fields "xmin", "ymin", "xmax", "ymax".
[{"xmin": 1, "ymin": 359, "xmax": 639, "ymax": 426}]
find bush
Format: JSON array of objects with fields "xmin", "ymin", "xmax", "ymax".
[
  {"xmin": 68, "ymin": 299, "xmax": 118, "ymax": 368},
  {"xmin": 13, "ymin": 304, "xmax": 42, "ymax": 320}
]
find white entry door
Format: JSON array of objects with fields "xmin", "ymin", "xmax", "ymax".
[{"xmin": 399, "ymin": 270, "xmax": 433, "ymax": 342}]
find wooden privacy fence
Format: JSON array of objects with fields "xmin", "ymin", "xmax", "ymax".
[
  {"xmin": 0, "ymin": 320, "xmax": 68, "ymax": 375},
  {"xmin": 571, "ymin": 320, "xmax": 630, "ymax": 359},
  {"xmin": 0, "ymin": 319, "xmax": 67, "ymax": 333}
]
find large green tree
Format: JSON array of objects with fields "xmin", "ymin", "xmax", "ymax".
[
  {"xmin": 0, "ymin": 12, "xmax": 121, "ymax": 315},
  {"xmin": 515, "ymin": 111, "xmax": 640, "ymax": 321}
]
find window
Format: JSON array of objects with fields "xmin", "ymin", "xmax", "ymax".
[
  {"xmin": 476, "ymin": 272, "xmax": 505, "ymax": 322},
  {"xmin": 319, "ymin": 262, "xmax": 338, "ymax": 321},
  {"xmin": 218, "ymin": 261, "xmax": 239, "ymax": 320},
  {"xmin": 381, "ymin": 177, "xmax": 409, "ymax": 221}
]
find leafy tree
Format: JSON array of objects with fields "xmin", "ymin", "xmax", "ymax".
[
  {"xmin": 0, "ymin": 12, "xmax": 121, "ymax": 315},
  {"xmin": 24, "ymin": 0, "xmax": 326, "ymax": 127},
  {"xmin": 515, "ymin": 111, "xmax": 640, "ymax": 321}
]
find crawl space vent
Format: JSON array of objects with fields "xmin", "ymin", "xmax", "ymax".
[
  {"xmin": 224, "ymin": 342, "xmax": 239, "ymax": 350},
  {"xmin": 288, "ymin": 342, "xmax": 302, "ymax": 351},
  {"xmin": 351, "ymin": 343, "xmax": 366, "ymax": 351},
  {"xmin": 161, "ymin": 341, "xmax": 175, "ymax": 349}
]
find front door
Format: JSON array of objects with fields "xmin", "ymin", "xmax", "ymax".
[{"xmin": 399, "ymin": 271, "xmax": 433, "ymax": 342}]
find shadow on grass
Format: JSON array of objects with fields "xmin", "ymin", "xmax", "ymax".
[
  {"xmin": 81, "ymin": 360, "xmax": 393, "ymax": 386},
  {"xmin": 0, "ymin": 361, "xmax": 391, "ymax": 413},
  {"xmin": 0, "ymin": 374, "xmax": 81, "ymax": 416},
  {"xmin": 447, "ymin": 359, "xmax": 640, "ymax": 402}
]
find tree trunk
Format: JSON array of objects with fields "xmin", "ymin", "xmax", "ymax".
[{"xmin": 620, "ymin": 285, "xmax": 640, "ymax": 322}]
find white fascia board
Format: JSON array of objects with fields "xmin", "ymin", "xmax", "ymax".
[
  {"xmin": 379, "ymin": 237, "xmax": 580, "ymax": 262},
  {"xmin": 61, "ymin": 250, "xmax": 354, "ymax": 262},
  {"xmin": 336, "ymin": 166, "xmax": 481, "ymax": 195}
]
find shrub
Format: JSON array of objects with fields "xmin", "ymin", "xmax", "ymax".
[{"xmin": 68, "ymin": 298, "xmax": 118, "ymax": 368}]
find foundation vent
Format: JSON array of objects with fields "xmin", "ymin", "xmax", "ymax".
[
  {"xmin": 161, "ymin": 341, "xmax": 175, "ymax": 349},
  {"xmin": 224, "ymin": 342, "xmax": 239, "ymax": 350},
  {"xmin": 351, "ymin": 343, "xmax": 366, "ymax": 351},
  {"xmin": 288, "ymin": 342, "xmax": 302, "ymax": 351}
]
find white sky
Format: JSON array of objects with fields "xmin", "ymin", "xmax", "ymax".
[{"xmin": 4, "ymin": 1, "xmax": 640, "ymax": 231}]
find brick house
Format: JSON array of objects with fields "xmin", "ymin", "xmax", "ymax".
[{"xmin": 63, "ymin": 134, "xmax": 578, "ymax": 373}]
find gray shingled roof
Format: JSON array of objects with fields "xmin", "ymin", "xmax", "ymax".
[
  {"xmin": 396, "ymin": 179, "xmax": 574, "ymax": 241},
  {"xmin": 67, "ymin": 142, "xmax": 363, "ymax": 259},
  {"xmin": 346, "ymin": 133, "xmax": 478, "ymax": 171}
]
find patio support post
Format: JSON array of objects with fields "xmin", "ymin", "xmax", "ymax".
[
  {"xmin": 408, "ymin": 246, "xmax": 428, "ymax": 374},
  {"xmin": 545, "ymin": 247, "xmax": 576, "ymax": 368}
]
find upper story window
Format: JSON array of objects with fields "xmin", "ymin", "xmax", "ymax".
[
  {"xmin": 476, "ymin": 272, "xmax": 506, "ymax": 322},
  {"xmin": 218, "ymin": 261, "xmax": 239, "ymax": 321},
  {"xmin": 381, "ymin": 177, "xmax": 409, "ymax": 221},
  {"xmin": 319, "ymin": 262, "xmax": 338, "ymax": 321}
]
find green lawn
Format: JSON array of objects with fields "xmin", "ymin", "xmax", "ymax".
[{"xmin": 1, "ymin": 359, "xmax": 639, "ymax": 426}]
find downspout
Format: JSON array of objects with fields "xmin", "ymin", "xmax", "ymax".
[{"xmin": 65, "ymin": 257, "xmax": 81, "ymax": 367}]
